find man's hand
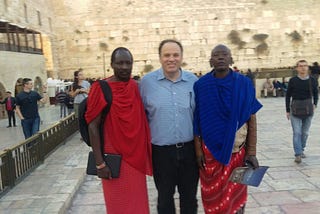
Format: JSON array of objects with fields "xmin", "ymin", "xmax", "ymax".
[
  {"xmin": 194, "ymin": 136, "xmax": 205, "ymax": 170},
  {"xmin": 286, "ymin": 112, "xmax": 290, "ymax": 120},
  {"xmin": 97, "ymin": 165, "xmax": 112, "ymax": 179},
  {"xmin": 245, "ymin": 155, "xmax": 259, "ymax": 169}
]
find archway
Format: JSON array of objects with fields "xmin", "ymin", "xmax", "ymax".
[
  {"xmin": 14, "ymin": 78, "xmax": 23, "ymax": 97},
  {"xmin": 34, "ymin": 76, "xmax": 43, "ymax": 94}
]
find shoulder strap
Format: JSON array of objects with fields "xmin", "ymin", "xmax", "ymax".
[
  {"xmin": 98, "ymin": 80, "xmax": 112, "ymax": 118},
  {"xmin": 309, "ymin": 78, "xmax": 313, "ymax": 98},
  {"xmin": 97, "ymin": 80, "xmax": 112, "ymax": 149}
]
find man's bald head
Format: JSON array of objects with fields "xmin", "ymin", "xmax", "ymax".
[
  {"xmin": 210, "ymin": 44, "xmax": 233, "ymax": 73},
  {"xmin": 211, "ymin": 44, "xmax": 231, "ymax": 55}
]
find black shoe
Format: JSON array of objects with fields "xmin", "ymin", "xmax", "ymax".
[
  {"xmin": 14, "ymin": 125, "xmax": 17, "ymax": 127},
  {"xmin": 295, "ymin": 156, "xmax": 302, "ymax": 163},
  {"xmin": 7, "ymin": 125, "xmax": 12, "ymax": 128}
]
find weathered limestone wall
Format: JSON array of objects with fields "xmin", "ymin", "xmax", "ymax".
[
  {"xmin": 0, "ymin": 51, "xmax": 46, "ymax": 92},
  {"xmin": 0, "ymin": 0, "xmax": 59, "ymax": 79},
  {"xmin": 51, "ymin": 0, "xmax": 320, "ymax": 78},
  {"xmin": 1, "ymin": 0, "xmax": 320, "ymax": 80}
]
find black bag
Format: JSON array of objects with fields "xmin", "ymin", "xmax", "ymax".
[
  {"xmin": 291, "ymin": 78, "xmax": 314, "ymax": 118},
  {"xmin": 86, "ymin": 151, "xmax": 122, "ymax": 177},
  {"xmin": 291, "ymin": 98, "xmax": 313, "ymax": 118},
  {"xmin": 64, "ymin": 95, "xmax": 74, "ymax": 109},
  {"xmin": 78, "ymin": 80, "xmax": 112, "ymax": 146}
]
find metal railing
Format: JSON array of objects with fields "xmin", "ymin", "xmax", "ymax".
[{"xmin": 0, "ymin": 113, "xmax": 78, "ymax": 197}]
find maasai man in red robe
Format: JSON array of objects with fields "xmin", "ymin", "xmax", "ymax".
[{"xmin": 85, "ymin": 47, "xmax": 152, "ymax": 213}]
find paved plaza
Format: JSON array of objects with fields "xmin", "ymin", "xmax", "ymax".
[
  {"xmin": 0, "ymin": 97, "xmax": 320, "ymax": 214},
  {"xmin": 0, "ymin": 105, "xmax": 62, "ymax": 151}
]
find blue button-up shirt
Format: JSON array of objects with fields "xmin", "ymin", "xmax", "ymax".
[{"xmin": 140, "ymin": 68, "xmax": 198, "ymax": 146}]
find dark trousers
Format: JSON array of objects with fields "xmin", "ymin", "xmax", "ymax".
[
  {"xmin": 7, "ymin": 110, "xmax": 16, "ymax": 126},
  {"xmin": 152, "ymin": 142, "xmax": 199, "ymax": 214}
]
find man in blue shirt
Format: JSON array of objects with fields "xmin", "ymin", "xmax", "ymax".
[
  {"xmin": 0, "ymin": 91, "xmax": 16, "ymax": 128},
  {"xmin": 16, "ymin": 78, "xmax": 48, "ymax": 139},
  {"xmin": 140, "ymin": 39, "xmax": 199, "ymax": 214}
]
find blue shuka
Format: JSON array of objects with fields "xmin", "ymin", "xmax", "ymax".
[{"xmin": 193, "ymin": 70, "xmax": 262, "ymax": 165}]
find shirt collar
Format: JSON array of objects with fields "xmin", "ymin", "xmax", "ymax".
[
  {"xmin": 156, "ymin": 68, "xmax": 188, "ymax": 82},
  {"xmin": 297, "ymin": 75, "xmax": 310, "ymax": 80}
]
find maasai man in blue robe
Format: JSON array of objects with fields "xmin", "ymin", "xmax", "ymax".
[{"xmin": 193, "ymin": 44, "xmax": 262, "ymax": 214}]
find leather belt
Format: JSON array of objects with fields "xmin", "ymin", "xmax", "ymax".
[
  {"xmin": 152, "ymin": 140, "xmax": 194, "ymax": 149},
  {"xmin": 170, "ymin": 140, "xmax": 194, "ymax": 148}
]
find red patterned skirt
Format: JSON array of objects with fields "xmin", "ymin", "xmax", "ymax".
[{"xmin": 200, "ymin": 144, "xmax": 247, "ymax": 214}]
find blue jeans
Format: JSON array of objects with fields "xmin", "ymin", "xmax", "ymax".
[
  {"xmin": 59, "ymin": 103, "xmax": 67, "ymax": 117},
  {"xmin": 21, "ymin": 117, "xmax": 40, "ymax": 139},
  {"xmin": 290, "ymin": 114, "xmax": 313, "ymax": 156}
]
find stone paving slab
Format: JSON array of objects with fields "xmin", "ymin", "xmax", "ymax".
[
  {"xmin": 0, "ymin": 133, "xmax": 90, "ymax": 214},
  {"xmin": 67, "ymin": 97, "xmax": 320, "ymax": 214},
  {"xmin": 0, "ymin": 105, "xmax": 62, "ymax": 151}
]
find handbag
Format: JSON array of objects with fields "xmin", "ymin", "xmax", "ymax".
[
  {"xmin": 86, "ymin": 151, "xmax": 122, "ymax": 178},
  {"xmin": 291, "ymin": 78, "xmax": 314, "ymax": 118},
  {"xmin": 291, "ymin": 98, "xmax": 313, "ymax": 118}
]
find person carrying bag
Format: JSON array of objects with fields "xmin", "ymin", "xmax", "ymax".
[{"xmin": 285, "ymin": 60, "xmax": 318, "ymax": 164}]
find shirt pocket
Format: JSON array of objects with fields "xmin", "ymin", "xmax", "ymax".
[{"xmin": 177, "ymin": 91, "xmax": 194, "ymax": 110}]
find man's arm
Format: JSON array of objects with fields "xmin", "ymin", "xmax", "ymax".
[
  {"xmin": 39, "ymin": 85, "xmax": 49, "ymax": 104},
  {"xmin": 39, "ymin": 92, "xmax": 49, "ymax": 104},
  {"xmin": 15, "ymin": 105, "xmax": 24, "ymax": 120},
  {"xmin": 245, "ymin": 114, "xmax": 259, "ymax": 168},
  {"xmin": 312, "ymin": 78, "xmax": 318, "ymax": 108},
  {"xmin": 285, "ymin": 79, "xmax": 293, "ymax": 120}
]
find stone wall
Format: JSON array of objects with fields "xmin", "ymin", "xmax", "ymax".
[
  {"xmin": 1, "ymin": 0, "xmax": 320, "ymax": 80},
  {"xmin": 50, "ymin": 0, "xmax": 320, "ymax": 78}
]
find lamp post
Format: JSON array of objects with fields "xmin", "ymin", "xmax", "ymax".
[{"xmin": 103, "ymin": 52, "xmax": 106, "ymax": 78}]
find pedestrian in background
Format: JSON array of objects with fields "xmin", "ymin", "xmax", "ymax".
[
  {"xmin": 64, "ymin": 89, "xmax": 74, "ymax": 115},
  {"xmin": 70, "ymin": 69, "xmax": 90, "ymax": 118},
  {"xmin": 286, "ymin": 60, "xmax": 318, "ymax": 163},
  {"xmin": 15, "ymin": 78, "xmax": 48, "ymax": 139},
  {"xmin": 55, "ymin": 89, "xmax": 67, "ymax": 118},
  {"xmin": 0, "ymin": 91, "xmax": 17, "ymax": 128}
]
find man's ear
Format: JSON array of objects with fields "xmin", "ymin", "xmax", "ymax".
[
  {"xmin": 230, "ymin": 57, "xmax": 234, "ymax": 65},
  {"xmin": 209, "ymin": 58, "xmax": 213, "ymax": 68}
]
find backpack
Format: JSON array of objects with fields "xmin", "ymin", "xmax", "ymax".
[
  {"xmin": 78, "ymin": 80, "xmax": 112, "ymax": 146},
  {"xmin": 55, "ymin": 92, "xmax": 67, "ymax": 104},
  {"xmin": 64, "ymin": 94, "xmax": 74, "ymax": 109}
]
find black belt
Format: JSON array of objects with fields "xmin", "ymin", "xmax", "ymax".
[{"xmin": 153, "ymin": 140, "xmax": 194, "ymax": 149}]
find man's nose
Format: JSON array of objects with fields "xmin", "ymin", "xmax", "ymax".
[
  {"xmin": 121, "ymin": 63, "xmax": 130, "ymax": 69},
  {"xmin": 168, "ymin": 55, "xmax": 175, "ymax": 61}
]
